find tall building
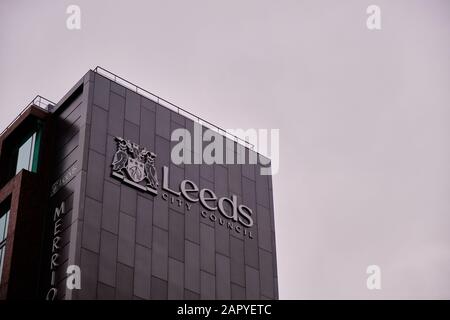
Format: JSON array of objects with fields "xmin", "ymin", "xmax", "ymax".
[{"xmin": 0, "ymin": 68, "xmax": 278, "ymax": 300}]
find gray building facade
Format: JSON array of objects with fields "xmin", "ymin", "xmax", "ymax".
[{"xmin": 1, "ymin": 68, "xmax": 278, "ymax": 300}]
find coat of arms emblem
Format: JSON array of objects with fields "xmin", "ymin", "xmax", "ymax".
[{"xmin": 111, "ymin": 137, "xmax": 158, "ymax": 195}]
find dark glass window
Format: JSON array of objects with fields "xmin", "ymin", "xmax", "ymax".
[
  {"xmin": 0, "ymin": 205, "xmax": 9, "ymax": 285},
  {"xmin": 0, "ymin": 119, "xmax": 43, "ymax": 186},
  {"xmin": 15, "ymin": 131, "xmax": 40, "ymax": 174}
]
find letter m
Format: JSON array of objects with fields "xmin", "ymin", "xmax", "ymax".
[
  {"xmin": 54, "ymin": 202, "xmax": 66, "ymax": 221},
  {"xmin": 225, "ymin": 128, "xmax": 258, "ymax": 164}
]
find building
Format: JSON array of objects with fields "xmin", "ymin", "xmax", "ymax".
[{"xmin": 0, "ymin": 67, "xmax": 278, "ymax": 300}]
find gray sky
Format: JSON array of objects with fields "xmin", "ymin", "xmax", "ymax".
[{"xmin": 1, "ymin": 0, "xmax": 450, "ymax": 299}]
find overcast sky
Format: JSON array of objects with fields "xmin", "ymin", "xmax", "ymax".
[{"xmin": 1, "ymin": 0, "xmax": 450, "ymax": 299}]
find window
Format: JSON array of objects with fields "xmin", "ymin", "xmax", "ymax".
[
  {"xmin": 15, "ymin": 131, "xmax": 40, "ymax": 174},
  {"xmin": 0, "ymin": 119, "xmax": 44, "ymax": 186},
  {"xmin": 0, "ymin": 206, "xmax": 9, "ymax": 285},
  {"xmin": 0, "ymin": 119, "xmax": 43, "ymax": 185}
]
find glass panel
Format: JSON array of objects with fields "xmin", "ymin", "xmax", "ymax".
[
  {"xmin": 31, "ymin": 130, "xmax": 41, "ymax": 172},
  {"xmin": 29, "ymin": 133, "xmax": 36, "ymax": 170},
  {"xmin": 3, "ymin": 211, "xmax": 9, "ymax": 239},
  {"xmin": 0, "ymin": 211, "xmax": 8, "ymax": 242},
  {"xmin": 4, "ymin": 211, "xmax": 8, "ymax": 239},
  {"xmin": 0, "ymin": 209, "xmax": 9, "ymax": 285},
  {"xmin": 0, "ymin": 214, "xmax": 5, "ymax": 241},
  {"xmin": 15, "ymin": 134, "xmax": 34, "ymax": 174},
  {"xmin": 0, "ymin": 216, "xmax": 4, "ymax": 240},
  {"xmin": 0, "ymin": 247, "xmax": 4, "ymax": 284}
]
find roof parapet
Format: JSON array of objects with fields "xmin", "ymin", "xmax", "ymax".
[{"xmin": 0, "ymin": 95, "xmax": 56, "ymax": 138}]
